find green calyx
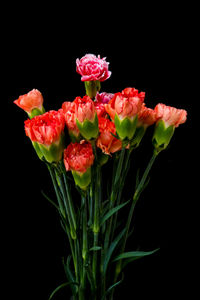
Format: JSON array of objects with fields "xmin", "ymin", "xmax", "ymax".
[
  {"xmin": 72, "ymin": 167, "xmax": 92, "ymax": 190},
  {"xmin": 152, "ymin": 120, "xmax": 175, "ymax": 154},
  {"xmin": 114, "ymin": 114, "xmax": 138, "ymax": 140},
  {"xmin": 84, "ymin": 80, "xmax": 101, "ymax": 99},
  {"xmin": 76, "ymin": 113, "xmax": 99, "ymax": 140},
  {"xmin": 28, "ymin": 106, "xmax": 45, "ymax": 119},
  {"xmin": 32, "ymin": 133, "xmax": 65, "ymax": 163}
]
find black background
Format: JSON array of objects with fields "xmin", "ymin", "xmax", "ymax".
[{"xmin": 4, "ymin": 2, "xmax": 196, "ymax": 300}]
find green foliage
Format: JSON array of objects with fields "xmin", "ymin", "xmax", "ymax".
[
  {"xmin": 100, "ymin": 200, "xmax": 130, "ymax": 227},
  {"xmin": 112, "ymin": 248, "xmax": 160, "ymax": 262}
]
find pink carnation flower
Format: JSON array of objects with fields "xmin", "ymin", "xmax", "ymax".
[
  {"xmin": 96, "ymin": 92, "xmax": 114, "ymax": 104},
  {"xmin": 154, "ymin": 103, "xmax": 187, "ymax": 128},
  {"xmin": 76, "ymin": 54, "xmax": 111, "ymax": 82},
  {"xmin": 94, "ymin": 92, "xmax": 114, "ymax": 118}
]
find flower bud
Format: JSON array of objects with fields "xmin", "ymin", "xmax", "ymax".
[
  {"xmin": 74, "ymin": 96, "xmax": 99, "ymax": 140},
  {"xmin": 14, "ymin": 89, "xmax": 45, "ymax": 118},
  {"xmin": 24, "ymin": 110, "xmax": 65, "ymax": 162},
  {"xmin": 152, "ymin": 103, "xmax": 187, "ymax": 153}
]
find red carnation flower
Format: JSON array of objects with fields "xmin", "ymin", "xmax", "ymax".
[
  {"xmin": 64, "ymin": 141, "xmax": 94, "ymax": 174},
  {"xmin": 105, "ymin": 87, "xmax": 145, "ymax": 121},
  {"xmin": 25, "ymin": 110, "xmax": 65, "ymax": 146}
]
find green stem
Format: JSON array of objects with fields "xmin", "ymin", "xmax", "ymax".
[
  {"xmin": 56, "ymin": 169, "xmax": 77, "ymax": 240},
  {"xmin": 113, "ymin": 152, "xmax": 158, "ymax": 284},
  {"xmin": 63, "ymin": 171, "xmax": 77, "ymax": 233},
  {"xmin": 104, "ymin": 147, "xmax": 126, "ymax": 251},
  {"xmin": 46, "ymin": 164, "xmax": 65, "ymax": 217},
  {"xmin": 111, "ymin": 148, "xmax": 132, "ymax": 241},
  {"xmin": 46, "ymin": 164, "xmax": 76, "ymax": 279},
  {"xmin": 88, "ymin": 180, "xmax": 94, "ymax": 227},
  {"xmin": 92, "ymin": 165, "xmax": 101, "ymax": 290},
  {"xmin": 74, "ymin": 238, "xmax": 80, "ymax": 295},
  {"xmin": 84, "ymin": 80, "xmax": 101, "ymax": 99},
  {"xmin": 80, "ymin": 193, "xmax": 87, "ymax": 300}
]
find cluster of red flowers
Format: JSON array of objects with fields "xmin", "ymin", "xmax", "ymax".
[{"xmin": 14, "ymin": 54, "xmax": 187, "ymax": 178}]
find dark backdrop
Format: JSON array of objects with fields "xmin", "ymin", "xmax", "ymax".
[{"xmin": 4, "ymin": 3, "xmax": 195, "ymax": 300}]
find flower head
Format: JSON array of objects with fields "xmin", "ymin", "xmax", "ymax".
[
  {"xmin": 74, "ymin": 95, "xmax": 96, "ymax": 123},
  {"xmin": 76, "ymin": 54, "xmax": 111, "ymax": 82},
  {"xmin": 154, "ymin": 103, "xmax": 187, "ymax": 128},
  {"xmin": 94, "ymin": 92, "xmax": 114, "ymax": 118},
  {"xmin": 152, "ymin": 103, "xmax": 187, "ymax": 154},
  {"xmin": 97, "ymin": 117, "xmax": 122, "ymax": 155},
  {"xmin": 96, "ymin": 92, "xmax": 114, "ymax": 104},
  {"xmin": 24, "ymin": 110, "xmax": 65, "ymax": 162},
  {"xmin": 25, "ymin": 110, "xmax": 65, "ymax": 145},
  {"xmin": 105, "ymin": 87, "xmax": 145, "ymax": 121},
  {"xmin": 61, "ymin": 101, "xmax": 80, "ymax": 138},
  {"xmin": 64, "ymin": 141, "xmax": 94, "ymax": 173},
  {"xmin": 14, "ymin": 89, "xmax": 45, "ymax": 117},
  {"xmin": 74, "ymin": 96, "xmax": 99, "ymax": 140}
]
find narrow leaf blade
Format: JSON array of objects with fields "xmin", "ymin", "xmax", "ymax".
[
  {"xmin": 103, "ymin": 228, "xmax": 126, "ymax": 275},
  {"xmin": 89, "ymin": 246, "xmax": 102, "ymax": 251},
  {"xmin": 100, "ymin": 200, "xmax": 130, "ymax": 226},
  {"xmin": 41, "ymin": 190, "xmax": 59, "ymax": 211},
  {"xmin": 101, "ymin": 273, "xmax": 124, "ymax": 300},
  {"xmin": 113, "ymin": 248, "xmax": 160, "ymax": 262},
  {"xmin": 48, "ymin": 282, "xmax": 71, "ymax": 300}
]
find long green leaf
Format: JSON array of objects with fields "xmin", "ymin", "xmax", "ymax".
[
  {"xmin": 112, "ymin": 248, "xmax": 160, "ymax": 262},
  {"xmin": 41, "ymin": 190, "xmax": 60, "ymax": 211},
  {"xmin": 48, "ymin": 281, "xmax": 77, "ymax": 300},
  {"xmin": 100, "ymin": 200, "xmax": 130, "ymax": 227},
  {"xmin": 85, "ymin": 264, "xmax": 96, "ymax": 292},
  {"xmin": 101, "ymin": 273, "xmax": 124, "ymax": 300},
  {"xmin": 103, "ymin": 228, "xmax": 126, "ymax": 275},
  {"xmin": 62, "ymin": 256, "xmax": 78, "ymax": 296},
  {"xmin": 89, "ymin": 246, "xmax": 102, "ymax": 251}
]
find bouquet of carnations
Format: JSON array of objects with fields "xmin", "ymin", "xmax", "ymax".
[{"xmin": 14, "ymin": 54, "xmax": 187, "ymax": 300}]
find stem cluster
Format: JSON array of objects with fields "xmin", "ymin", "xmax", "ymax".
[{"xmin": 46, "ymin": 147, "xmax": 158, "ymax": 300}]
